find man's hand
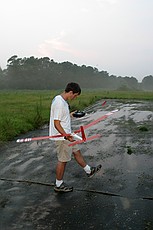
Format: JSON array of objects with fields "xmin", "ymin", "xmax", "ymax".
[
  {"xmin": 54, "ymin": 120, "xmax": 74, "ymax": 142},
  {"xmin": 70, "ymin": 110, "xmax": 77, "ymax": 118},
  {"xmin": 64, "ymin": 135, "xmax": 75, "ymax": 142}
]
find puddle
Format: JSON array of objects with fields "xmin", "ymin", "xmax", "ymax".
[
  {"xmin": 17, "ymin": 156, "xmax": 44, "ymax": 172},
  {"xmin": 130, "ymin": 111, "xmax": 153, "ymax": 122},
  {"xmin": 8, "ymin": 153, "xmax": 19, "ymax": 160}
]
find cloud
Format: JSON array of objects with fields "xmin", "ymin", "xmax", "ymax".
[
  {"xmin": 97, "ymin": 0, "xmax": 118, "ymax": 4},
  {"xmin": 37, "ymin": 32, "xmax": 84, "ymax": 61},
  {"xmin": 38, "ymin": 38, "xmax": 74, "ymax": 57},
  {"xmin": 95, "ymin": 0, "xmax": 118, "ymax": 8},
  {"xmin": 37, "ymin": 32, "xmax": 97, "ymax": 66},
  {"xmin": 80, "ymin": 8, "xmax": 90, "ymax": 13}
]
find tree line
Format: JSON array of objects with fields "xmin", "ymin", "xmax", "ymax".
[{"xmin": 0, "ymin": 55, "xmax": 153, "ymax": 91}]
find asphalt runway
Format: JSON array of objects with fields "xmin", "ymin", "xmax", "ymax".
[{"xmin": 0, "ymin": 99, "xmax": 153, "ymax": 229}]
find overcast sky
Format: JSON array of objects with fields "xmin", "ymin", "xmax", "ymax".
[{"xmin": 1, "ymin": 0, "xmax": 153, "ymax": 82}]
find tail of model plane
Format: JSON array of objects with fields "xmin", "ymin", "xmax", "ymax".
[{"xmin": 69, "ymin": 126, "xmax": 100, "ymax": 146}]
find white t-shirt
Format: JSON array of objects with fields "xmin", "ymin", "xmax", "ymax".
[{"xmin": 49, "ymin": 95, "xmax": 71, "ymax": 140}]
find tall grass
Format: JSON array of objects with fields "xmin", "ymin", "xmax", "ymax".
[
  {"xmin": 0, "ymin": 90, "xmax": 55, "ymax": 143},
  {"xmin": 0, "ymin": 89, "xmax": 153, "ymax": 143}
]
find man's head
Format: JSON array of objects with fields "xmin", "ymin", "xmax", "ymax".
[
  {"xmin": 64, "ymin": 82, "xmax": 81, "ymax": 100},
  {"xmin": 65, "ymin": 82, "xmax": 81, "ymax": 95}
]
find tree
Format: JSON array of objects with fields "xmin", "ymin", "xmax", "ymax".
[
  {"xmin": 0, "ymin": 66, "xmax": 3, "ymax": 77},
  {"xmin": 142, "ymin": 75, "xmax": 153, "ymax": 91},
  {"xmin": 0, "ymin": 54, "xmax": 150, "ymax": 90}
]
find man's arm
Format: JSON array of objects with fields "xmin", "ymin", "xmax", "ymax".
[{"xmin": 54, "ymin": 120, "xmax": 74, "ymax": 142}]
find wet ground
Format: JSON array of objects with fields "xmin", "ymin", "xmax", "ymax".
[{"xmin": 0, "ymin": 99, "xmax": 153, "ymax": 230}]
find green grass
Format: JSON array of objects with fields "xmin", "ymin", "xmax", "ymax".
[
  {"xmin": 0, "ymin": 89, "xmax": 153, "ymax": 143},
  {"xmin": 0, "ymin": 90, "xmax": 58, "ymax": 143}
]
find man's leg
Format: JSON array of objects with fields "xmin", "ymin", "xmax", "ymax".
[
  {"xmin": 54, "ymin": 161, "xmax": 73, "ymax": 192},
  {"xmin": 56, "ymin": 161, "xmax": 67, "ymax": 180},
  {"xmin": 54, "ymin": 140, "xmax": 73, "ymax": 192},
  {"xmin": 55, "ymin": 140, "xmax": 70, "ymax": 187},
  {"xmin": 73, "ymin": 149, "xmax": 102, "ymax": 177},
  {"xmin": 73, "ymin": 150, "xmax": 86, "ymax": 168}
]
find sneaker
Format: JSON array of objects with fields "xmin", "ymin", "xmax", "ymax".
[
  {"xmin": 54, "ymin": 182, "xmax": 73, "ymax": 193},
  {"xmin": 87, "ymin": 164, "xmax": 102, "ymax": 178}
]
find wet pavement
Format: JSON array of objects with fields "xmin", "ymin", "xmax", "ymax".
[{"xmin": 0, "ymin": 99, "xmax": 153, "ymax": 230}]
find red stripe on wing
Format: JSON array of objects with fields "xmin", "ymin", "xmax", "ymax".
[
  {"xmin": 74, "ymin": 115, "xmax": 107, "ymax": 134},
  {"xmin": 74, "ymin": 109, "xmax": 118, "ymax": 134}
]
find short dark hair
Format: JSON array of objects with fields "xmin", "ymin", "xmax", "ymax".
[{"xmin": 65, "ymin": 82, "xmax": 81, "ymax": 95}]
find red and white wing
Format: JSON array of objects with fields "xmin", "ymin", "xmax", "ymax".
[{"xmin": 16, "ymin": 109, "xmax": 118, "ymax": 143}]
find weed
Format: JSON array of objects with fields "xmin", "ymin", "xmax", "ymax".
[
  {"xmin": 127, "ymin": 146, "xmax": 133, "ymax": 155},
  {"xmin": 0, "ymin": 116, "xmax": 15, "ymax": 141},
  {"xmin": 139, "ymin": 126, "xmax": 148, "ymax": 132}
]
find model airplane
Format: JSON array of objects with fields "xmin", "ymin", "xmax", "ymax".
[{"xmin": 16, "ymin": 108, "xmax": 118, "ymax": 146}]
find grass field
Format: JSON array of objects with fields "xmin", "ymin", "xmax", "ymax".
[{"xmin": 0, "ymin": 89, "xmax": 153, "ymax": 143}]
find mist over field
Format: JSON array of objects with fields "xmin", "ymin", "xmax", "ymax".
[{"xmin": 0, "ymin": 56, "xmax": 153, "ymax": 91}]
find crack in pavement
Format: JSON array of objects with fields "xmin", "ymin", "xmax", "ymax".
[{"xmin": 1, "ymin": 177, "xmax": 153, "ymax": 201}]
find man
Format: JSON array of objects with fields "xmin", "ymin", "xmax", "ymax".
[{"xmin": 49, "ymin": 82, "xmax": 101, "ymax": 193}]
